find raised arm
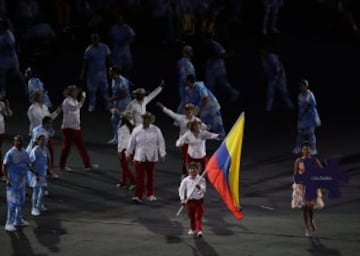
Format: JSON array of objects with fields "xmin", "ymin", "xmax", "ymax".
[
  {"xmin": 156, "ymin": 102, "xmax": 182, "ymax": 122},
  {"xmin": 145, "ymin": 80, "xmax": 165, "ymax": 103}
]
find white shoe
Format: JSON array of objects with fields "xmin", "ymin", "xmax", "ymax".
[
  {"xmin": 31, "ymin": 208, "xmax": 40, "ymax": 216},
  {"xmin": 40, "ymin": 205, "xmax": 48, "ymax": 212},
  {"xmin": 60, "ymin": 166, "xmax": 72, "ymax": 172},
  {"xmin": 197, "ymin": 231, "xmax": 203, "ymax": 238},
  {"xmin": 187, "ymin": 229, "xmax": 195, "ymax": 235},
  {"xmin": 51, "ymin": 172, "xmax": 59, "ymax": 179},
  {"xmin": 4, "ymin": 224, "xmax": 16, "ymax": 232},
  {"xmin": 132, "ymin": 196, "xmax": 143, "ymax": 204},
  {"xmin": 147, "ymin": 195, "xmax": 157, "ymax": 201},
  {"xmin": 84, "ymin": 164, "xmax": 99, "ymax": 171},
  {"xmin": 128, "ymin": 185, "xmax": 135, "ymax": 191},
  {"xmin": 305, "ymin": 229, "xmax": 312, "ymax": 237}
]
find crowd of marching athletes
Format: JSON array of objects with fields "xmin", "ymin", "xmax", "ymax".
[{"xmin": 0, "ymin": 2, "xmax": 325, "ymax": 238}]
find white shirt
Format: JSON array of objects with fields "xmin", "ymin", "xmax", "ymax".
[
  {"xmin": 61, "ymin": 97, "xmax": 83, "ymax": 130},
  {"xmin": 117, "ymin": 125, "xmax": 131, "ymax": 152},
  {"xmin": 27, "ymin": 103, "xmax": 59, "ymax": 134},
  {"xmin": 0, "ymin": 101, "xmax": 12, "ymax": 134},
  {"xmin": 126, "ymin": 86, "xmax": 162, "ymax": 126},
  {"xmin": 126, "ymin": 124, "xmax": 166, "ymax": 162},
  {"xmin": 162, "ymin": 107, "xmax": 205, "ymax": 137},
  {"xmin": 178, "ymin": 174, "xmax": 206, "ymax": 200},
  {"xmin": 176, "ymin": 130, "xmax": 219, "ymax": 159}
]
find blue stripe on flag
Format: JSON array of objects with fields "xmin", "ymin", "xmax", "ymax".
[{"xmin": 215, "ymin": 141, "xmax": 231, "ymax": 187}]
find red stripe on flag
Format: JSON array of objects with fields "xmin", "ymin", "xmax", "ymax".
[{"xmin": 207, "ymin": 154, "xmax": 244, "ymax": 220}]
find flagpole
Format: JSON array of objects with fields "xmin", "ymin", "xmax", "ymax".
[{"xmin": 176, "ymin": 170, "xmax": 207, "ymax": 217}]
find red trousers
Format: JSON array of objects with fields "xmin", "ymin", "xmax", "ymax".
[
  {"xmin": 118, "ymin": 150, "xmax": 135, "ymax": 186},
  {"xmin": 134, "ymin": 161, "xmax": 155, "ymax": 199},
  {"xmin": 59, "ymin": 128, "xmax": 91, "ymax": 169},
  {"xmin": 185, "ymin": 155, "xmax": 208, "ymax": 174},
  {"xmin": 187, "ymin": 199, "xmax": 204, "ymax": 232}
]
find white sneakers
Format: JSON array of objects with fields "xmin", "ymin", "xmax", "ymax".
[
  {"xmin": 60, "ymin": 164, "xmax": 99, "ymax": 172},
  {"xmin": 31, "ymin": 208, "xmax": 40, "ymax": 216},
  {"xmin": 132, "ymin": 196, "xmax": 143, "ymax": 204},
  {"xmin": 147, "ymin": 195, "xmax": 157, "ymax": 201},
  {"xmin": 187, "ymin": 229, "xmax": 203, "ymax": 237},
  {"xmin": 116, "ymin": 184, "xmax": 135, "ymax": 191},
  {"xmin": 40, "ymin": 205, "xmax": 48, "ymax": 212},
  {"xmin": 51, "ymin": 172, "xmax": 59, "ymax": 179},
  {"xmin": 84, "ymin": 164, "xmax": 99, "ymax": 171},
  {"xmin": 4, "ymin": 224, "xmax": 16, "ymax": 232},
  {"xmin": 60, "ymin": 166, "xmax": 72, "ymax": 172}
]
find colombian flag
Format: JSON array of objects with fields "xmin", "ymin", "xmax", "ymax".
[{"xmin": 206, "ymin": 112, "xmax": 245, "ymax": 219}]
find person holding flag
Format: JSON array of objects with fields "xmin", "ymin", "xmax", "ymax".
[{"xmin": 178, "ymin": 162, "xmax": 206, "ymax": 238}]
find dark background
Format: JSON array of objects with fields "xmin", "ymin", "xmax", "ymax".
[{"xmin": 0, "ymin": 1, "xmax": 359, "ymax": 255}]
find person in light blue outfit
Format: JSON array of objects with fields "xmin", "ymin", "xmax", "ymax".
[
  {"xmin": 26, "ymin": 117, "xmax": 54, "ymax": 153},
  {"xmin": 260, "ymin": 47, "xmax": 294, "ymax": 112},
  {"xmin": 293, "ymin": 80, "xmax": 321, "ymax": 155},
  {"xmin": 3, "ymin": 135, "xmax": 38, "ymax": 232},
  {"xmin": 29, "ymin": 133, "xmax": 49, "ymax": 216},
  {"xmin": 26, "ymin": 116, "xmax": 57, "ymax": 184},
  {"xmin": 109, "ymin": 15, "xmax": 135, "ymax": 79},
  {"xmin": 177, "ymin": 45, "xmax": 196, "ymax": 113},
  {"xmin": 107, "ymin": 67, "xmax": 132, "ymax": 144},
  {"xmin": 80, "ymin": 33, "xmax": 111, "ymax": 112},
  {"xmin": 184, "ymin": 74, "xmax": 225, "ymax": 137},
  {"xmin": 203, "ymin": 34, "xmax": 240, "ymax": 103},
  {"xmin": 25, "ymin": 67, "xmax": 52, "ymax": 108}
]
